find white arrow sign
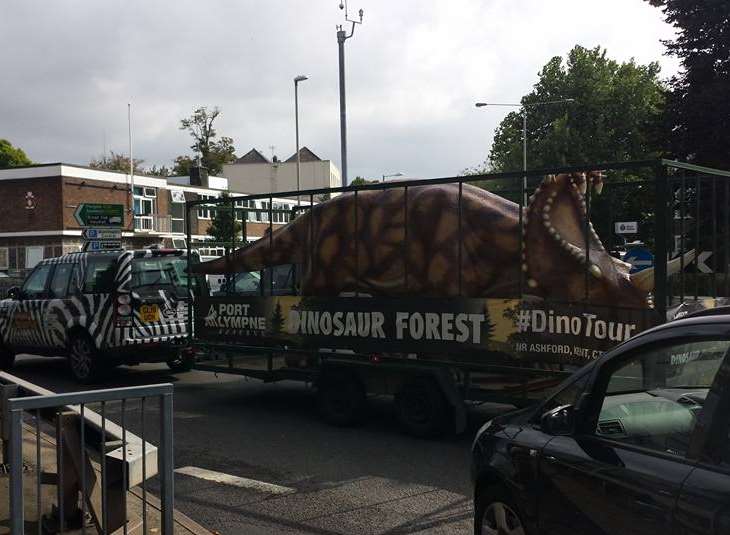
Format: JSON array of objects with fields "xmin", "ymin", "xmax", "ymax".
[{"xmin": 697, "ymin": 251, "xmax": 713, "ymax": 274}]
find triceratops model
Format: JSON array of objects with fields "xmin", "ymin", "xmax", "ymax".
[{"xmin": 195, "ymin": 172, "xmax": 691, "ymax": 308}]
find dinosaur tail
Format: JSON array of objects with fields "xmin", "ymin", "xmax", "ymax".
[{"xmin": 192, "ymin": 223, "xmax": 301, "ymax": 274}]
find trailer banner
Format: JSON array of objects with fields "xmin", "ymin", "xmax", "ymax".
[{"xmin": 195, "ymin": 295, "xmax": 659, "ymax": 364}]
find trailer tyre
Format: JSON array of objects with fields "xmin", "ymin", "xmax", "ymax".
[
  {"xmin": 0, "ymin": 342, "xmax": 15, "ymax": 370},
  {"xmin": 166, "ymin": 349, "xmax": 195, "ymax": 373},
  {"xmin": 395, "ymin": 378, "xmax": 450, "ymax": 438},
  {"xmin": 317, "ymin": 372, "xmax": 366, "ymax": 427}
]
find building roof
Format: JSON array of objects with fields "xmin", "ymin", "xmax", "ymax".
[
  {"xmin": 285, "ymin": 147, "xmax": 321, "ymax": 163},
  {"xmin": 235, "ymin": 148, "xmax": 270, "ymax": 164}
]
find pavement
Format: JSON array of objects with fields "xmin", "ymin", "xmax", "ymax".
[
  {"xmin": 8, "ymin": 355, "xmax": 512, "ymax": 534},
  {"xmin": 0, "ymin": 419, "xmax": 211, "ymax": 534}
]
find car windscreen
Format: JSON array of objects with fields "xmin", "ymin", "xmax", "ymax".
[{"xmin": 130, "ymin": 256, "xmax": 191, "ymax": 297}]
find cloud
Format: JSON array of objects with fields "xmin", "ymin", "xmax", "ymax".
[{"xmin": 0, "ymin": 0, "xmax": 678, "ymax": 182}]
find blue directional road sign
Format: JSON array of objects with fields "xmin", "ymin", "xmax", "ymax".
[{"xmin": 624, "ymin": 246, "xmax": 654, "ymax": 274}]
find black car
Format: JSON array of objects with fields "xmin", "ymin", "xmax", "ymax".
[{"xmin": 472, "ymin": 313, "xmax": 730, "ymax": 535}]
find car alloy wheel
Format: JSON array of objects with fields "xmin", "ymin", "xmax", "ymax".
[
  {"xmin": 70, "ymin": 337, "xmax": 94, "ymax": 380},
  {"xmin": 481, "ymin": 501, "xmax": 525, "ymax": 535}
]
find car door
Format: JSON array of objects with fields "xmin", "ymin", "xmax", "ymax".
[
  {"xmin": 45, "ymin": 263, "xmax": 77, "ymax": 349},
  {"xmin": 7, "ymin": 263, "xmax": 54, "ymax": 351},
  {"xmin": 538, "ymin": 338, "xmax": 730, "ymax": 535},
  {"xmin": 674, "ymin": 347, "xmax": 730, "ymax": 534}
]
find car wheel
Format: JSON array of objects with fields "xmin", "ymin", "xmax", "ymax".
[
  {"xmin": 474, "ymin": 485, "xmax": 529, "ymax": 535},
  {"xmin": 317, "ymin": 371, "xmax": 366, "ymax": 427},
  {"xmin": 395, "ymin": 378, "xmax": 450, "ymax": 438},
  {"xmin": 166, "ymin": 350, "xmax": 195, "ymax": 373},
  {"xmin": 68, "ymin": 334, "xmax": 103, "ymax": 384}
]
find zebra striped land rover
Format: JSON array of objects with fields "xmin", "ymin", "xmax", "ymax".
[{"xmin": 0, "ymin": 248, "xmax": 198, "ymax": 382}]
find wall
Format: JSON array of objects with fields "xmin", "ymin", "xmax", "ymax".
[
  {"xmin": 0, "ymin": 177, "xmax": 62, "ymax": 232},
  {"xmin": 223, "ymin": 160, "xmax": 341, "ymax": 195},
  {"xmin": 61, "ymin": 177, "xmax": 134, "ymax": 231}
]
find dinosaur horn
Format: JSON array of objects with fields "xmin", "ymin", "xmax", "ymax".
[{"xmin": 629, "ymin": 249, "xmax": 697, "ymax": 292}]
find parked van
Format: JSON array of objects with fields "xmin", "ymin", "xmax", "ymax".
[{"xmin": 0, "ymin": 248, "xmax": 199, "ymax": 382}]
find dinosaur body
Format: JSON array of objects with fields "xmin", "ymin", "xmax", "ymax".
[
  {"xmin": 195, "ymin": 172, "xmax": 683, "ymax": 308},
  {"xmin": 199, "ymin": 183, "xmax": 522, "ymax": 297}
]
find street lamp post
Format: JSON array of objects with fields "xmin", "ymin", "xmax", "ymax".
[
  {"xmin": 382, "ymin": 172, "xmax": 404, "ymax": 183},
  {"xmin": 475, "ymin": 99, "xmax": 574, "ymax": 205},
  {"xmin": 294, "ymin": 75, "xmax": 308, "ymax": 206},
  {"xmin": 336, "ymin": 0, "xmax": 364, "ymax": 186}
]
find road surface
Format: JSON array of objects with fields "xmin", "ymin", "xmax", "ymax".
[{"xmin": 10, "ymin": 355, "xmax": 510, "ymax": 534}]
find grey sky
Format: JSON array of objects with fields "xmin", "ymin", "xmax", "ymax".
[{"xmin": 1, "ymin": 0, "xmax": 678, "ymax": 181}]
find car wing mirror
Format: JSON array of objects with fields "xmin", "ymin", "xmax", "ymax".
[
  {"xmin": 6, "ymin": 286, "xmax": 22, "ymax": 300},
  {"xmin": 540, "ymin": 404, "xmax": 575, "ymax": 436}
]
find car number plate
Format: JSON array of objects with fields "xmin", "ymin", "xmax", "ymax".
[{"xmin": 139, "ymin": 304, "xmax": 160, "ymax": 323}]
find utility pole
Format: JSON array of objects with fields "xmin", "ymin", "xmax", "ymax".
[
  {"xmin": 336, "ymin": 0, "xmax": 363, "ymax": 186},
  {"xmin": 294, "ymin": 75, "xmax": 308, "ymax": 206}
]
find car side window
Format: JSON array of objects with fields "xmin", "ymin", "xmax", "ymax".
[
  {"xmin": 49, "ymin": 264, "xmax": 74, "ymax": 298},
  {"xmin": 22, "ymin": 264, "xmax": 53, "ymax": 298},
  {"xmin": 83, "ymin": 256, "xmax": 117, "ymax": 294},
  {"xmin": 595, "ymin": 339, "xmax": 730, "ymax": 458}
]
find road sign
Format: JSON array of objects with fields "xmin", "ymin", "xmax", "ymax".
[
  {"xmin": 74, "ymin": 203, "xmax": 125, "ymax": 227},
  {"xmin": 86, "ymin": 240, "xmax": 122, "ymax": 252},
  {"xmin": 615, "ymin": 221, "xmax": 638, "ymax": 234},
  {"xmin": 624, "ymin": 246, "xmax": 654, "ymax": 274},
  {"xmin": 82, "ymin": 228, "xmax": 122, "ymax": 240}
]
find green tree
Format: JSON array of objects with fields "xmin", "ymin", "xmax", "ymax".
[
  {"xmin": 270, "ymin": 302, "xmax": 285, "ymax": 335},
  {"xmin": 177, "ymin": 106, "xmax": 237, "ymax": 175},
  {"xmin": 350, "ymin": 176, "xmax": 379, "ymax": 185},
  {"xmin": 146, "ymin": 164, "xmax": 172, "ymax": 177},
  {"xmin": 647, "ymin": 0, "xmax": 730, "ymax": 169},
  {"xmin": 206, "ymin": 191, "xmax": 242, "ymax": 251},
  {"xmin": 0, "ymin": 139, "xmax": 32, "ymax": 167},
  {"xmin": 89, "ymin": 150, "xmax": 145, "ymax": 174},
  {"xmin": 486, "ymin": 45, "xmax": 666, "ymax": 172}
]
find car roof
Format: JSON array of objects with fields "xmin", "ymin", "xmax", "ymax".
[{"xmin": 37, "ymin": 248, "xmax": 188, "ymax": 265}]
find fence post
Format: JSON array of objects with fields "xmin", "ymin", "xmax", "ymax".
[
  {"xmin": 159, "ymin": 391, "xmax": 174, "ymax": 534},
  {"xmin": 654, "ymin": 163, "xmax": 668, "ymax": 321},
  {"xmin": 8, "ymin": 406, "xmax": 23, "ymax": 535}
]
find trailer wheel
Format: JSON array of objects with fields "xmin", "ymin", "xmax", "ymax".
[
  {"xmin": 166, "ymin": 349, "xmax": 195, "ymax": 373},
  {"xmin": 317, "ymin": 372, "xmax": 366, "ymax": 427},
  {"xmin": 0, "ymin": 342, "xmax": 15, "ymax": 370},
  {"xmin": 395, "ymin": 378, "xmax": 450, "ymax": 438}
]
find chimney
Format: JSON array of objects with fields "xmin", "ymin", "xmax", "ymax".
[{"xmin": 189, "ymin": 164, "xmax": 209, "ymax": 187}]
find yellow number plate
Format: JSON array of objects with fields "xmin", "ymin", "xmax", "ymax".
[{"xmin": 139, "ymin": 304, "xmax": 160, "ymax": 323}]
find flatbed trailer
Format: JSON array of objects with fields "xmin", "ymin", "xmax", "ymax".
[{"xmin": 185, "ymin": 159, "xmax": 730, "ymax": 436}]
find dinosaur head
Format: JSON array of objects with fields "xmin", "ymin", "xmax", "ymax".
[{"xmin": 522, "ymin": 171, "xmax": 651, "ymax": 308}]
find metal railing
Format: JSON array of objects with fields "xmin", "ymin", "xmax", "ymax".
[{"xmin": 1, "ymin": 374, "xmax": 173, "ymax": 535}]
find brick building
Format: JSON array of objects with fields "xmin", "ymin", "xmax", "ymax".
[{"xmin": 0, "ymin": 163, "xmax": 306, "ymax": 276}]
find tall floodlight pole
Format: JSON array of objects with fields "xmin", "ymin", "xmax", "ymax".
[
  {"xmin": 337, "ymin": 0, "xmax": 364, "ymax": 186},
  {"xmin": 294, "ymin": 75, "xmax": 308, "ymax": 206},
  {"xmin": 475, "ymin": 99, "xmax": 574, "ymax": 205}
]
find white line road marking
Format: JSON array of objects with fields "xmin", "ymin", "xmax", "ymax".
[{"xmin": 175, "ymin": 466, "xmax": 295, "ymax": 495}]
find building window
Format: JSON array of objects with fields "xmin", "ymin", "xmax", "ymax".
[
  {"xmin": 259, "ymin": 201, "xmax": 270, "ymax": 222},
  {"xmin": 134, "ymin": 186, "xmax": 156, "ymax": 231},
  {"xmin": 272, "ymin": 202, "xmax": 291, "ymax": 223},
  {"xmin": 234, "ymin": 199, "xmax": 257, "ymax": 223},
  {"xmin": 197, "ymin": 194, "xmax": 217, "ymax": 220},
  {"xmin": 170, "ymin": 203, "xmax": 185, "ymax": 234},
  {"xmin": 0, "ymin": 248, "xmax": 8, "ymax": 270}
]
